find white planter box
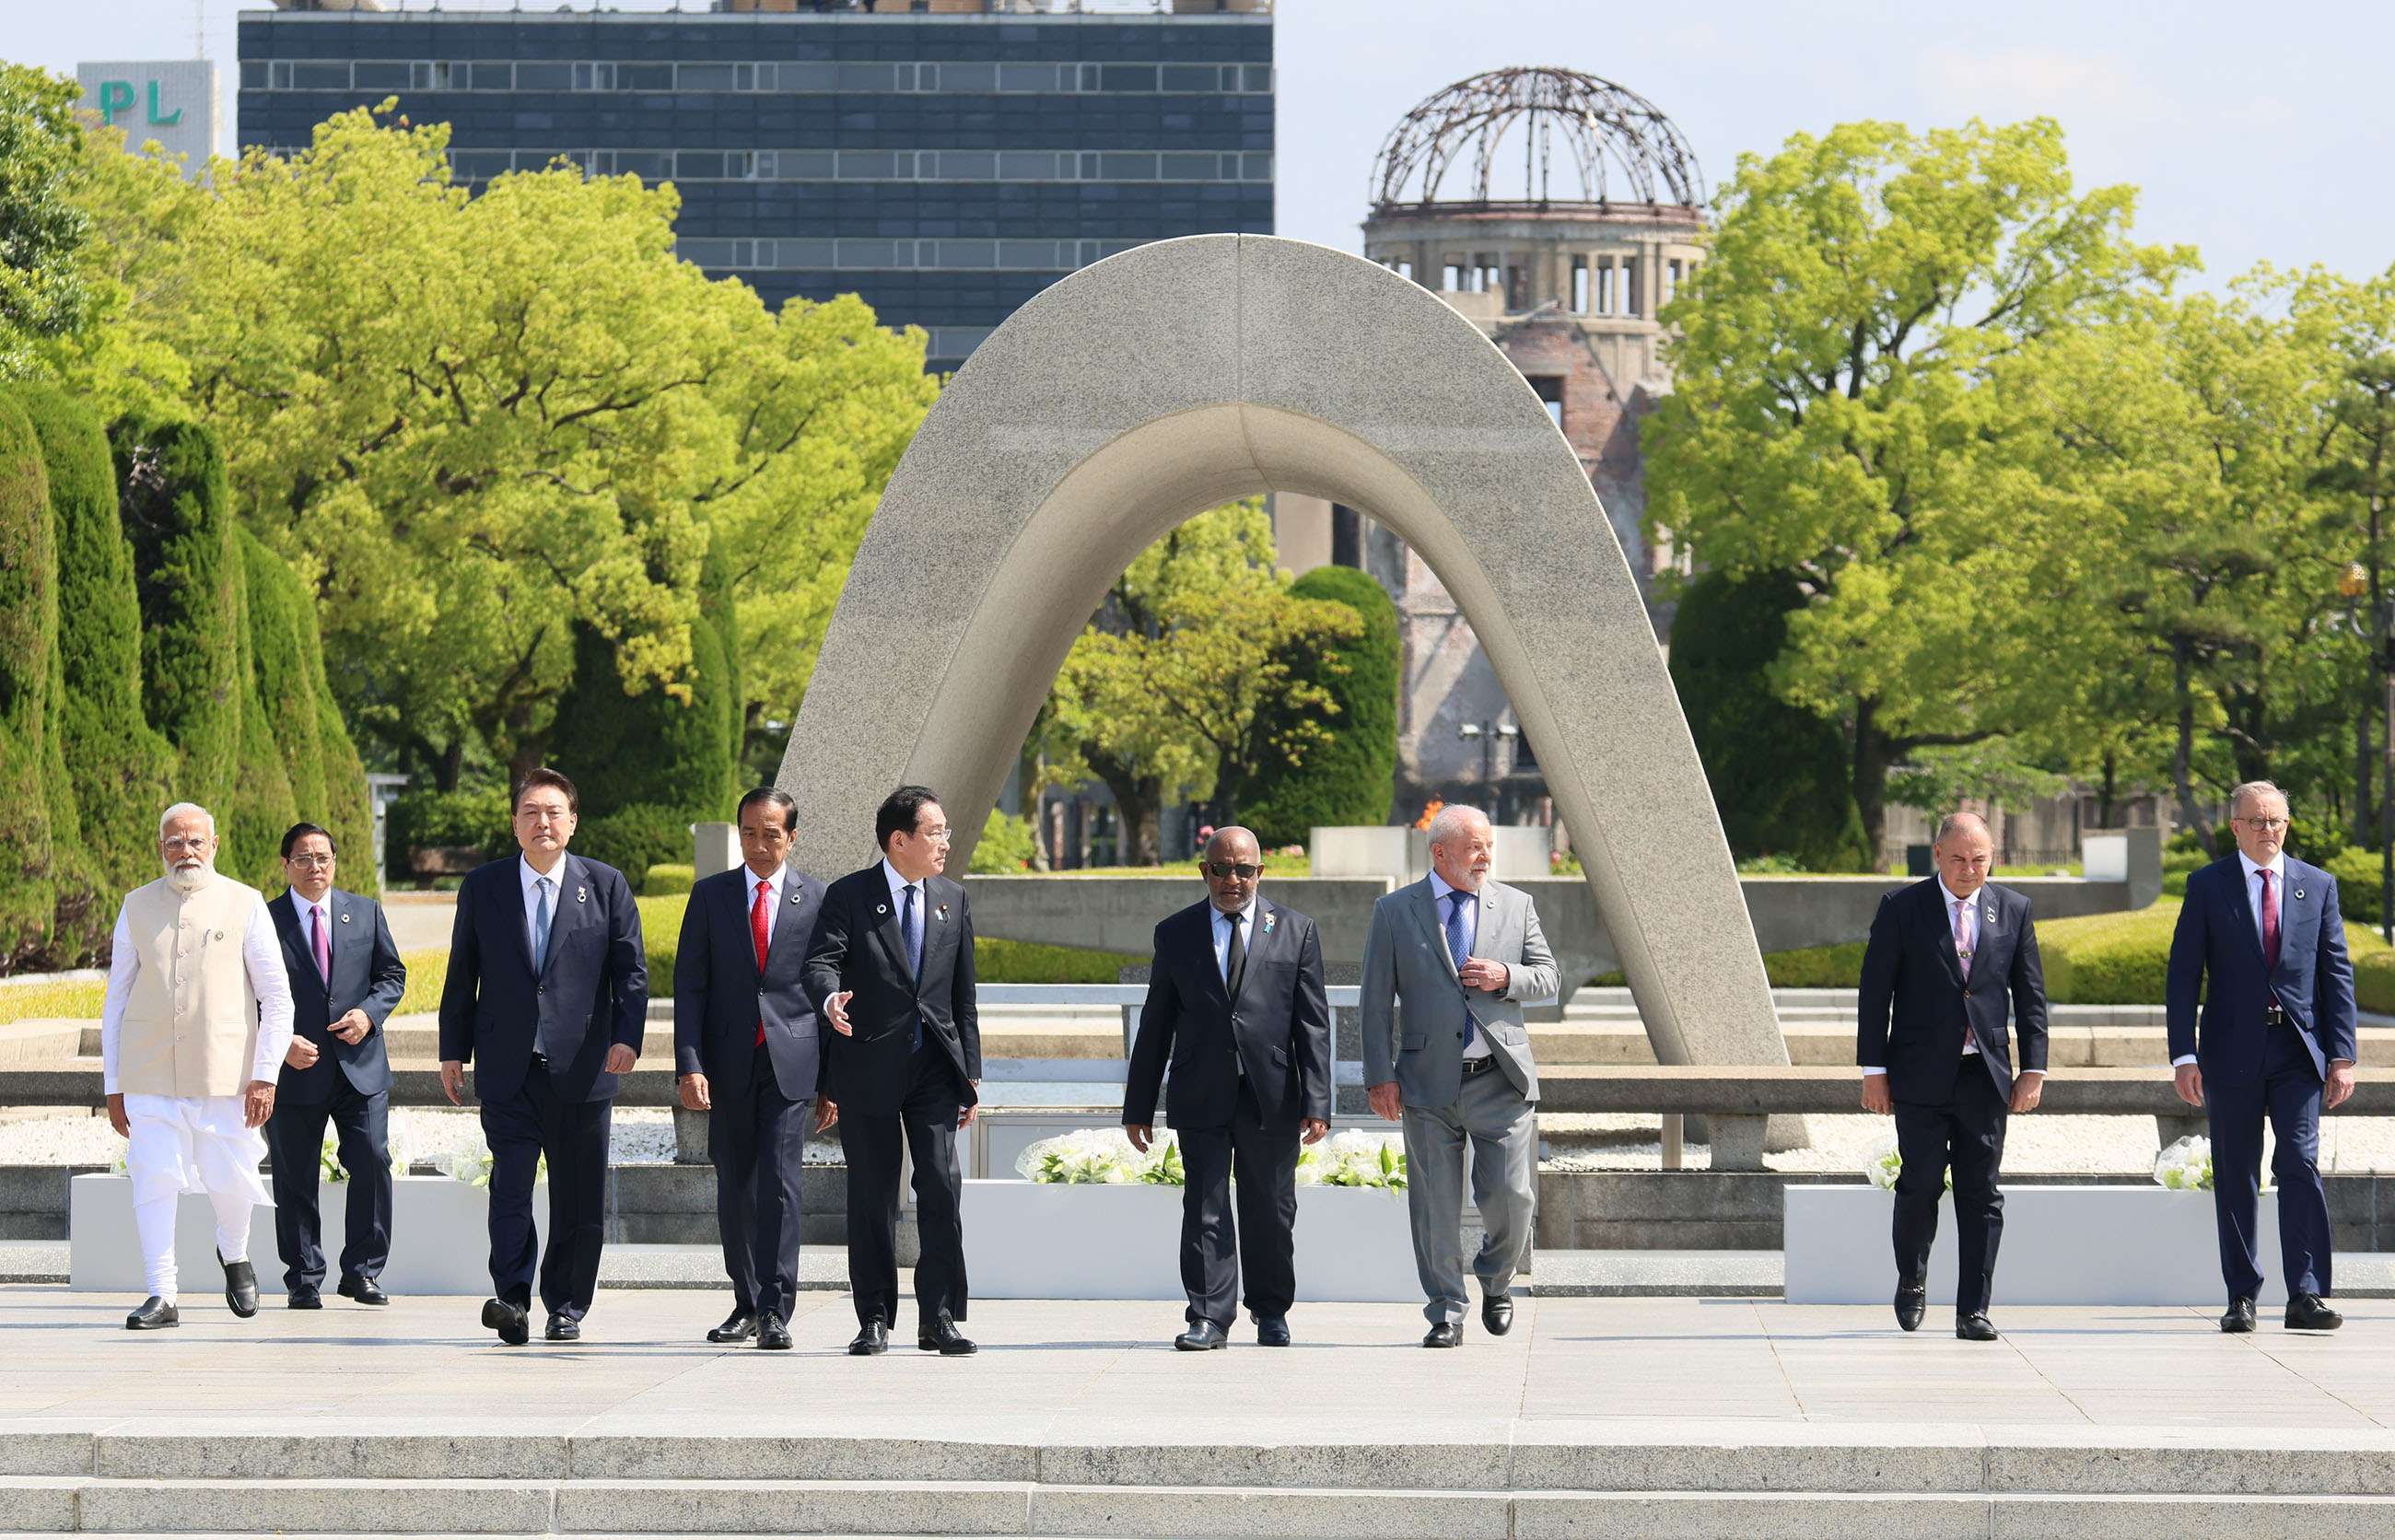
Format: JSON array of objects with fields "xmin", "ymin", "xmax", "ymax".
[
  {"xmin": 963, "ymin": 1179, "xmax": 1419, "ymax": 1301},
  {"xmin": 71, "ymin": 1174, "xmax": 543, "ymax": 1296},
  {"xmin": 1784, "ymin": 1184, "xmax": 2285, "ymax": 1307}
]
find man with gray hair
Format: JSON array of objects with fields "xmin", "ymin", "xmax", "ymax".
[
  {"xmin": 1360, "ymin": 804, "xmax": 1559, "ymax": 1348},
  {"xmin": 1857, "ymin": 810, "xmax": 2048, "ymax": 1339},
  {"xmin": 2167, "ymin": 780, "xmax": 2355, "ymax": 1333},
  {"xmin": 99, "ymin": 803, "xmax": 296, "ymax": 1329}
]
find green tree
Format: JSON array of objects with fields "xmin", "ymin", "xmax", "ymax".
[
  {"xmin": 0, "ymin": 64, "xmax": 93, "ymax": 379},
  {"xmin": 1242, "ymin": 565, "xmax": 1399, "ymax": 848},
  {"xmin": 1643, "ymin": 118, "xmax": 2187, "ymax": 853},
  {"xmin": 112, "ymin": 414, "xmax": 239, "ymax": 818},
  {"xmin": 238, "ymin": 525, "xmax": 371, "ymax": 880},
  {"xmin": 1667, "ymin": 570, "xmax": 1869, "ymax": 870},
  {"xmin": 11, "ymin": 383, "xmax": 173, "ymax": 893}
]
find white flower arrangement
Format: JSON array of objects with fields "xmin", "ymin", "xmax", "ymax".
[
  {"xmin": 1016, "ymin": 1128, "xmax": 1183, "ymax": 1184},
  {"xmin": 2155, "ymin": 1135, "xmax": 2213, "ymax": 1191},
  {"xmin": 1863, "ymin": 1134, "xmax": 1952, "ymax": 1193},
  {"xmin": 1297, "ymin": 1130, "xmax": 1407, "ymax": 1190}
]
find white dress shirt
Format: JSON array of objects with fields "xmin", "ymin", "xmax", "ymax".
[
  {"xmin": 2172, "ymin": 851, "xmax": 2292, "ymax": 1068},
  {"xmin": 99, "ymin": 887, "xmax": 295, "ymax": 1096},
  {"xmin": 1211, "ymin": 896, "xmax": 1259, "ymax": 985},
  {"xmin": 1860, "ymin": 877, "xmax": 1987, "ymax": 1079},
  {"xmin": 1429, "ymin": 870, "xmax": 1492, "ymax": 1061},
  {"xmin": 743, "ymin": 863, "xmax": 786, "ymax": 948}
]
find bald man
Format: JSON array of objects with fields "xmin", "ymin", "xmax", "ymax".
[{"xmin": 1857, "ymin": 811, "xmax": 2049, "ymax": 1340}]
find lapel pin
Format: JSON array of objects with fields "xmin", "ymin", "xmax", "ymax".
[
  {"xmin": 936, "ymin": 904, "xmax": 950, "ymax": 922},
  {"xmin": 876, "ymin": 904, "xmax": 889, "ymax": 916},
  {"xmin": 2296, "ymin": 888, "xmax": 2306, "ymax": 901},
  {"xmin": 340, "ymin": 912, "xmax": 352, "ymax": 924},
  {"xmin": 1984, "ymin": 907, "xmax": 1996, "ymax": 924},
  {"xmin": 576, "ymin": 886, "xmax": 588, "ymax": 904},
  {"xmin": 1262, "ymin": 912, "xmax": 1278, "ymax": 935}
]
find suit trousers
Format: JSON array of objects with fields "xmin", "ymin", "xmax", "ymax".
[
  {"xmin": 1892, "ymin": 1065, "xmax": 2008, "ymax": 1316},
  {"xmin": 263, "ymin": 1079, "xmax": 392, "ymax": 1294},
  {"xmin": 711, "ymin": 1041, "xmax": 810, "ymax": 1322},
  {"xmin": 480, "ymin": 1060, "xmax": 613, "ymax": 1319},
  {"xmin": 1175, "ymin": 1078, "xmax": 1300, "ymax": 1326},
  {"xmin": 839, "ymin": 1044, "xmax": 968, "ymax": 1328},
  {"xmin": 1401, "ymin": 1063, "xmax": 1537, "ymax": 1325},
  {"xmin": 2209, "ymin": 1023, "xmax": 2333, "ymax": 1299}
]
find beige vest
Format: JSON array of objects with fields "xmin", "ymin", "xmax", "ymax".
[{"xmin": 118, "ymin": 875, "xmax": 263, "ymax": 1098}]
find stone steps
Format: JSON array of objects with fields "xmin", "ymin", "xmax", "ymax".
[{"xmin": 8, "ymin": 1432, "xmax": 2395, "ymax": 1536}]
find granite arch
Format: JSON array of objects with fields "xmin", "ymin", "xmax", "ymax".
[{"xmin": 779, "ymin": 233, "xmax": 1784, "ymax": 1068}]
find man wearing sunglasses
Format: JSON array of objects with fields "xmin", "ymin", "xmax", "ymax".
[
  {"xmin": 1125, "ymin": 827, "xmax": 1332, "ymax": 1350},
  {"xmin": 2167, "ymin": 780, "xmax": 2356, "ymax": 1334}
]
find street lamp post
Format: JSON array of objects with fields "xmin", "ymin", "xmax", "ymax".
[
  {"xmin": 1455, "ymin": 719, "xmax": 1519, "ymax": 816},
  {"xmin": 2337, "ymin": 561, "xmax": 2395, "ymax": 945}
]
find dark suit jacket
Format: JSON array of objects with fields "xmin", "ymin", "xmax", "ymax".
[
  {"xmin": 268, "ymin": 887, "xmax": 406, "ymax": 1103},
  {"xmin": 801, "ymin": 863, "xmax": 980, "ymax": 1117},
  {"xmin": 437, "ymin": 853, "xmax": 648, "ymax": 1103},
  {"xmin": 1856, "ymin": 878, "xmax": 2049, "ymax": 1104},
  {"xmin": 673, "ymin": 863, "xmax": 828, "ymax": 1102},
  {"xmin": 2167, "ymin": 856, "xmax": 2357, "ymax": 1086},
  {"xmin": 1124, "ymin": 895, "xmax": 1333, "ymax": 1134}
]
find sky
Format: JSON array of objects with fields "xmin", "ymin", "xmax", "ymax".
[{"xmin": 10, "ymin": 0, "xmax": 2394, "ymax": 288}]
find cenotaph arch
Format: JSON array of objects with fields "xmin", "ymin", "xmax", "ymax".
[{"xmin": 778, "ymin": 233, "xmax": 1786, "ymax": 1070}]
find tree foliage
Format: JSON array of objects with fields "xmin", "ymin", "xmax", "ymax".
[
  {"xmin": 0, "ymin": 64, "xmax": 94, "ymax": 379},
  {"xmin": 1243, "ymin": 564, "xmax": 1399, "ymax": 848}
]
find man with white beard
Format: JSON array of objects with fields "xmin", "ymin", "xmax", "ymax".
[{"xmin": 100, "ymin": 803, "xmax": 296, "ymax": 1329}]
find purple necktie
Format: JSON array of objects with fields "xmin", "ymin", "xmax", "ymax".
[{"xmin": 311, "ymin": 904, "xmax": 331, "ymax": 984}]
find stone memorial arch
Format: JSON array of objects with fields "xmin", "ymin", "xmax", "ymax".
[{"xmin": 779, "ymin": 234, "xmax": 1786, "ymax": 1069}]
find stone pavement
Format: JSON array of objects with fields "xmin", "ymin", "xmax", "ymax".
[{"xmin": 10, "ymin": 1284, "xmax": 2395, "ymax": 1536}]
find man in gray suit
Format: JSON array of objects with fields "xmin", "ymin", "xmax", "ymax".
[{"xmin": 1361, "ymin": 804, "xmax": 1559, "ymax": 1348}]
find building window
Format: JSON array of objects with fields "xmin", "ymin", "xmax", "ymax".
[
  {"xmin": 1529, "ymin": 376, "xmax": 1563, "ymax": 429},
  {"xmin": 1665, "ymin": 258, "xmax": 1683, "ymax": 304},
  {"xmin": 1331, "ymin": 505, "xmax": 1361, "ymax": 569},
  {"xmin": 1571, "ymin": 257, "xmax": 1588, "ymax": 313},
  {"xmin": 1505, "ymin": 265, "xmax": 1527, "ymax": 311},
  {"xmin": 1442, "ymin": 262, "xmax": 1465, "ymax": 292},
  {"xmin": 1627, "ymin": 259, "xmax": 1642, "ymax": 318}
]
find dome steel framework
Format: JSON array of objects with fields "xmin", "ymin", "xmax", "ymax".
[{"xmin": 1370, "ymin": 66, "xmax": 1705, "ymax": 215}]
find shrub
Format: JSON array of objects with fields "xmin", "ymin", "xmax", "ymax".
[
  {"xmin": 574, "ymin": 803, "xmax": 689, "ymax": 894},
  {"xmin": 0, "ymin": 393, "xmax": 82, "ymax": 969},
  {"xmin": 975, "ymin": 937, "xmax": 1141, "ymax": 984},
  {"xmin": 238, "ymin": 526, "xmax": 369, "ymax": 883},
  {"xmin": 1243, "ymin": 566, "xmax": 1399, "ymax": 847},
  {"xmin": 970, "ymin": 808, "xmax": 1038, "ymax": 873},
  {"xmin": 14, "ymin": 385, "xmax": 171, "ymax": 896},
  {"xmin": 1668, "ymin": 570, "xmax": 1870, "ymax": 872},
  {"xmin": 114, "ymin": 416, "xmax": 240, "ymax": 815},
  {"xmin": 2357, "ymin": 951, "xmax": 2395, "ymax": 1017},
  {"xmin": 2326, "ymin": 846, "xmax": 2385, "ymax": 928},
  {"xmin": 386, "ymin": 787, "xmax": 512, "ymax": 884}
]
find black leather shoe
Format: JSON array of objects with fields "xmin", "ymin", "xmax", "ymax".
[
  {"xmin": 2287, "ymin": 1292, "xmax": 2344, "ymax": 1331},
  {"xmin": 757, "ymin": 1313, "xmax": 792, "ymax": 1350},
  {"xmin": 918, "ymin": 1312, "xmax": 976, "ymax": 1355},
  {"xmin": 218, "ymin": 1251, "xmax": 259, "ymax": 1319},
  {"xmin": 544, "ymin": 1312, "xmax": 579, "ymax": 1342},
  {"xmin": 287, "ymin": 1289, "xmax": 321, "ymax": 1311},
  {"xmin": 337, "ymin": 1276, "xmax": 388, "ymax": 1306},
  {"xmin": 1256, "ymin": 1313, "xmax": 1291, "ymax": 1347},
  {"xmin": 125, "ymin": 1296, "xmax": 179, "ymax": 1330},
  {"xmin": 2221, "ymin": 1295, "xmax": 2258, "ymax": 1334},
  {"xmin": 1175, "ymin": 1320, "xmax": 1230, "ymax": 1351},
  {"xmin": 1895, "ymin": 1278, "xmax": 1927, "ymax": 1333},
  {"xmin": 1422, "ymin": 1322, "xmax": 1464, "ymax": 1348},
  {"xmin": 481, "ymin": 1296, "xmax": 530, "ymax": 1346},
  {"xmin": 1956, "ymin": 1313, "xmax": 1999, "ymax": 1342},
  {"xmin": 847, "ymin": 1318, "xmax": 889, "ymax": 1356},
  {"xmin": 707, "ymin": 1309, "xmax": 759, "ymax": 1344},
  {"xmin": 1481, "ymin": 1295, "xmax": 1514, "ymax": 1337}
]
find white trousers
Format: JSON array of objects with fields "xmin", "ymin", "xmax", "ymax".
[{"xmin": 124, "ymin": 1093, "xmax": 270, "ymax": 1301}]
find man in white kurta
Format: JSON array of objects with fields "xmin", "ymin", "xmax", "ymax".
[{"xmin": 101, "ymin": 803, "xmax": 295, "ymax": 1329}]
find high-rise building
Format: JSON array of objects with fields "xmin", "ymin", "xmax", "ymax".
[{"xmin": 237, "ymin": 1, "xmax": 1275, "ymax": 375}]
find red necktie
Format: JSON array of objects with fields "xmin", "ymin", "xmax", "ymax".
[
  {"xmin": 2261, "ymin": 869, "xmax": 2281, "ymax": 970},
  {"xmin": 751, "ymin": 879, "xmax": 771, "ymax": 1046},
  {"xmin": 311, "ymin": 904, "xmax": 332, "ymax": 984}
]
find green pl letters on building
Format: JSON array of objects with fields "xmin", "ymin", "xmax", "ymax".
[{"xmin": 76, "ymin": 61, "xmax": 216, "ymax": 171}]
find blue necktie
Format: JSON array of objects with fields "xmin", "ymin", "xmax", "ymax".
[
  {"xmin": 532, "ymin": 877, "xmax": 554, "ymax": 1056},
  {"xmin": 1444, "ymin": 889, "xmax": 1471, "ymax": 973},
  {"xmin": 903, "ymin": 883, "xmax": 923, "ymax": 1051}
]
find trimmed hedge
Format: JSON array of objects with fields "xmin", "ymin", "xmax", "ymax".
[
  {"xmin": 16, "ymin": 386, "xmax": 171, "ymax": 895},
  {"xmin": 0, "ymin": 392, "xmax": 84, "ymax": 970},
  {"xmin": 239, "ymin": 525, "xmax": 370, "ymax": 876},
  {"xmin": 1243, "ymin": 566, "xmax": 1400, "ymax": 847},
  {"xmin": 643, "ymin": 864, "xmax": 696, "ymax": 896},
  {"xmin": 113, "ymin": 416, "xmax": 240, "ymax": 817}
]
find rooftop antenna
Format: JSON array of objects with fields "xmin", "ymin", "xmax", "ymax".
[{"xmin": 194, "ymin": 0, "xmax": 204, "ymax": 59}]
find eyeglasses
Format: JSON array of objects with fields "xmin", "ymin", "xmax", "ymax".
[
  {"xmin": 1205, "ymin": 861, "xmax": 1262, "ymax": 881},
  {"xmin": 159, "ymin": 836, "xmax": 210, "ymax": 854},
  {"xmin": 910, "ymin": 825, "xmax": 952, "ymax": 843},
  {"xmin": 286, "ymin": 854, "xmax": 334, "ymax": 868},
  {"xmin": 2237, "ymin": 817, "xmax": 2290, "ymax": 833}
]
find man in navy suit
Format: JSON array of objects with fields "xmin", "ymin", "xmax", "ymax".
[
  {"xmin": 263, "ymin": 822, "xmax": 407, "ymax": 1309},
  {"xmin": 1124, "ymin": 826, "xmax": 1332, "ymax": 1351},
  {"xmin": 2167, "ymin": 780, "xmax": 2357, "ymax": 1333},
  {"xmin": 1857, "ymin": 811, "xmax": 2049, "ymax": 1341},
  {"xmin": 674, "ymin": 788, "xmax": 829, "ymax": 1351},
  {"xmin": 802, "ymin": 786, "xmax": 981, "ymax": 1358},
  {"xmin": 438, "ymin": 768, "xmax": 648, "ymax": 1346}
]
